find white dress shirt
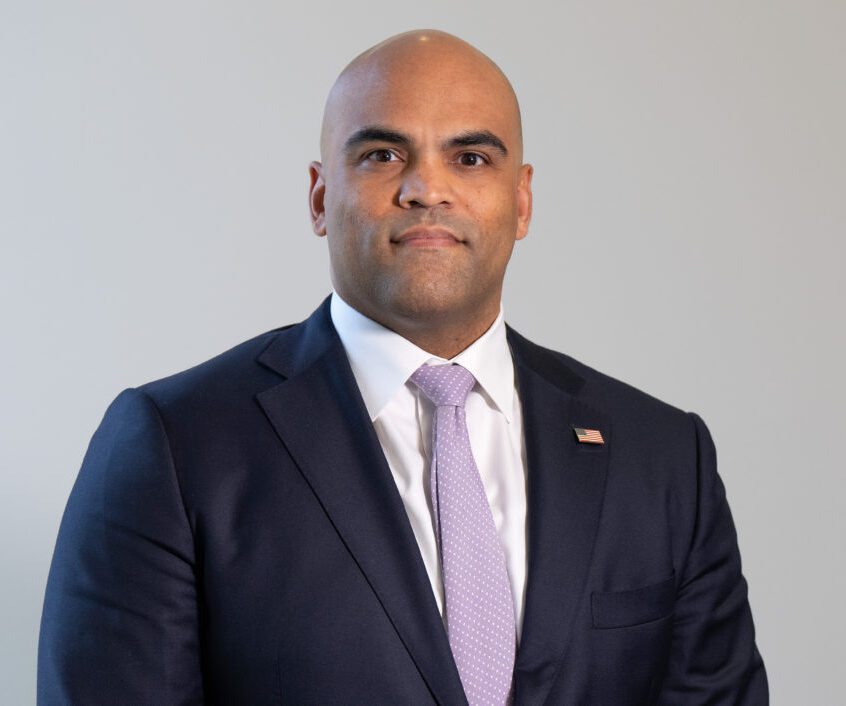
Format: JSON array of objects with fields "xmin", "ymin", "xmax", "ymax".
[{"xmin": 330, "ymin": 292, "xmax": 528, "ymax": 637}]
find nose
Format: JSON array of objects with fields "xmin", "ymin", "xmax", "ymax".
[{"xmin": 397, "ymin": 157, "xmax": 453, "ymax": 209}]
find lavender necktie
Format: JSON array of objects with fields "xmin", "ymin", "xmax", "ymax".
[{"xmin": 410, "ymin": 363, "xmax": 515, "ymax": 706}]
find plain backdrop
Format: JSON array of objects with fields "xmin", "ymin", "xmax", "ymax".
[{"xmin": 2, "ymin": 1, "xmax": 844, "ymax": 703}]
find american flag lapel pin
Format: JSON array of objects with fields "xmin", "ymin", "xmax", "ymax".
[{"xmin": 574, "ymin": 427, "xmax": 604, "ymax": 445}]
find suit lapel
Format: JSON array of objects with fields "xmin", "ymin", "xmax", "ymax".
[
  {"xmin": 256, "ymin": 302, "xmax": 466, "ymax": 706},
  {"xmin": 253, "ymin": 305, "xmax": 608, "ymax": 704},
  {"xmin": 508, "ymin": 329, "xmax": 611, "ymax": 704}
]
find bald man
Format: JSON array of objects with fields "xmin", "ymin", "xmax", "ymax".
[{"xmin": 39, "ymin": 31, "xmax": 767, "ymax": 705}]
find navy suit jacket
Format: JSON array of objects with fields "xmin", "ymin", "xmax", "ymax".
[{"xmin": 39, "ymin": 299, "xmax": 767, "ymax": 704}]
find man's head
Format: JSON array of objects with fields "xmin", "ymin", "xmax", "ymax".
[{"xmin": 309, "ymin": 30, "xmax": 533, "ymax": 356}]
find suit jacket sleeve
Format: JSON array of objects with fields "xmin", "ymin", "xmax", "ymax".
[
  {"xmin": 658, "ymin": 413, "xmax": 767, "ymax": 703},
  {"xmin": 38, "ymin": 388, "xmax": 204, "ymax": 705}
]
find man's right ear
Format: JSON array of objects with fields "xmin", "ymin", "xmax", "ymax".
[{"xmin": 308, "ymin": 161, "xmax": 327, "ymax": 237}]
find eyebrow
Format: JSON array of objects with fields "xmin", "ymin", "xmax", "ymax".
[
  {"xmin": 446, "ymin": 130, "xmax": 508, "ymax": 157},
  {"xmin": 344, "ymin": 126, "xmax": 411, "ymax": 153},
  {"xmin": 343, "ymin": 126, "xmax": 508, "ymax": 158}
]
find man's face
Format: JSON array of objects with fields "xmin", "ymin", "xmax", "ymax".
[{"xmin": 310, "ymin": 39, "xmax": 532, "ymax": 339}]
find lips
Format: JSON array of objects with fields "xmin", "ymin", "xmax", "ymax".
[{"xmin": 392, "ymin": 228, "xmax": 461, "ymax": 246}]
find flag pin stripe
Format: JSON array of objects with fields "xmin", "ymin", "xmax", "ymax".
[{"xmin": 574, "ymin": 427, "xmax": 604, "ymax": 444}]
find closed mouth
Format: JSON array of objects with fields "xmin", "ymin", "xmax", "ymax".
[{"xmin": 392, "ymin": 228, "xmax": 462, "ymax": 246}]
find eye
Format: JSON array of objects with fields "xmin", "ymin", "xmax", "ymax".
[
  {"xmin": 456, "ymin": 152, "xmax": 487, "ymax": 167},
  {"xmin": 364, "ymin": 149, "xmax": 400, "ymax": 163}
]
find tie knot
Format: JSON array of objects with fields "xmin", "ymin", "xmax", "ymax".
[{"xmin": 410, "ymin": 364, "xmax": 476, "ymax": 408}]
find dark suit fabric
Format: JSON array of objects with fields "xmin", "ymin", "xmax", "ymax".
[{"xmin": 39, "ymin": 299, "xmax": 767, "ymax": 704}]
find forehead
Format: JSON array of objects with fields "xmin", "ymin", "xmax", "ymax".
[{"xmin": 326, "ymin": 49, "xmax": 519, "ymax": 152}]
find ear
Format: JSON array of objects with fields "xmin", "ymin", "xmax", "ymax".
[
  {"xmin": 308, "ymin": 161, "xmax": 327, "ymax": 237},
  {"xmin": 515, "ymin": 163, "xmax": 533, "ymax": 241}
]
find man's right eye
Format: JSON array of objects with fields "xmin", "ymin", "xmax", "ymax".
[{"xmin": 364, "ymin": 149, "xmax": 398, "ymax": 163}]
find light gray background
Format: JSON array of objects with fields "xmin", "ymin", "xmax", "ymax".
[{"xmin": 2, "ymin": 1, "xmax": 844, "ymax": 703}]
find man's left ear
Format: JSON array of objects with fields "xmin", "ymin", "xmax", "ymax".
[{"xmin": 516, "ymin": 163, "xmax": 533, "ymax": 241}]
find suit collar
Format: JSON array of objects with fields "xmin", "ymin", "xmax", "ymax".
[
  {"xmin": 506, "ymin": 325, "xmax": 586, "ymax": 396},
  {"xmin": 256, "ymin": 297, "xmax": 337, "ymax": 379}
]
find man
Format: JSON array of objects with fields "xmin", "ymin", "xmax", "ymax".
[{"xmin": 39, "ymin": 30, "xmax": 767, "ymax": 704}]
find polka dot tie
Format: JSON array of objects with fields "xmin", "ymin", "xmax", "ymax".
[{"xmin": 410, "ymin": 363, "xmax": 515, "ymax": 706}]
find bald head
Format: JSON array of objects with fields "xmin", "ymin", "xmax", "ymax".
[
  {"xmin": 320, "ymin": 30, "xmax": 523, "ymax": 163},
  {"xmin": 308, "ymin": 29, "xmax": 533, "ymax": 358}
]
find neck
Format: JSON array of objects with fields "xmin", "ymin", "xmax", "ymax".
[
  {"xmin": 380, "ymin": 302, "xmax": 499, "ymax": 360},
  {"xmin": 394, "ymin": 315, "xmax": 497, "ymax": 359},
  {"xmin": 339, "ymin": 294, "xmax": 501, "ymax": 360}
]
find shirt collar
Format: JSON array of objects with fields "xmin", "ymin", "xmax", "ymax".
[{"xmin": 330, "ymin": 292, "xmax": 515, "ymax": 422}]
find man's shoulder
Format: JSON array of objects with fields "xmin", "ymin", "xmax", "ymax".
[
  {"xmin": 136, "ymin": 298, "xmax": 339, "ymax": 404},
  {"xmin": 507, "ymin": 326, "xmax": 692, "ymax": 426},
  {"xmin": 509, "ymin": 328, "xmax": 708, "ymax": 483},
  {"xmin": 123, "ymin": 316, "xmax": 323, "ymax": 435},
  {"xmin": 139, "ymin": 326, "xmax": 289, "ymax": 401}
]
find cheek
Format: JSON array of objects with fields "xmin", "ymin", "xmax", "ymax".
[
  {"xmin": 329, "ymin": 186, "xmax": 385, "ymax": 234},
  {"xmin": 473, "ymin": 191, "xmax": 520, "ymax": 238},
  {"xmin": 325, "ymin": 196, "xmax": 385, "ymax": 269},
  {"xmin": 471, "ymin": 194, "xmax": 521, "ymax": 270}
]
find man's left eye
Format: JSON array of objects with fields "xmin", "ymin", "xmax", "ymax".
[{"xmin": 457, "ymin": 153, "xmax": 486, "ymax": 167}]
